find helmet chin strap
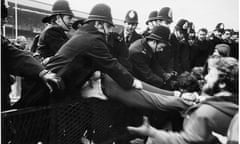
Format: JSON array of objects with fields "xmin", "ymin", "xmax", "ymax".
[
  {"xmin": 155, "ymin": 41, "xmax": 158, "ymax": 52},
  {"xmin": 102, "ymin": 25, "xmax": 108, "ymax": 41},
  {"xmin": 60, "ymin": 15, "xmax": 70, "ymax": 31}
]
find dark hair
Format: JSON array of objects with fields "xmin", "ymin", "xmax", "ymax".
[
  {"xmin": 215, "ymin": 57, "xmax": 239, "ymax": 94},
  {"xmin": 198, "ymin": 28, "xmax": 208, "ymax": 34},
  {"xmin": 175, "ymin": 71, "xmax": 201, "ymax": 92}
]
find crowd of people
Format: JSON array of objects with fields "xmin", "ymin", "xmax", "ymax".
[{"xmin": 1, "ymin": 0, "xmax": 239, "ymax": 143}]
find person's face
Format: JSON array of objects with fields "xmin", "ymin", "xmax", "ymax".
[
  {"xmin": 182, "ymin": 22, "xmax": 188, "ymax": 30},
  {"xmin": 124, "ymin": 22, "xmax": 137, "ymax": 33},
  {"xmin": 175, "ymin": 30, "xmax": 184, "ymax": 40},
  {"xmin": 214, "ymin": 30, "xmax": 222, "ymax": 39},
  {"xmin": 103, "ymin": 22, "xmax": 113, "ymax": 34},
  {"xmin": 189, "ymin": 32, "xmax": 195, "ymax": 39},
  {"xmin": 222, "ymin": 31, "xmax": 231, "ymax": 40},
  {"xmin": 147, "ymin": 21, "xmax": 157, "ymax": 30},
  {"xmin": 156, "ymin": 20, "xmax": 170, "ymax": 27},
  {"xmin": 198, "ymin": 30, "xmax": 207, "ymax": 41},
  {"xmin": 202, "ymin": 66, "xmax": 220, "ymax": 95},
  {"xmin": 152, "ymin": 41, "xmax": 167, "ymax": 53},
  {"xmin": 57, "ymin": 15, "xmax": 73, "ymax": 30},
  {"xmin": 231, "ymin": 34, "xmax": 239, "ymax": 43}
]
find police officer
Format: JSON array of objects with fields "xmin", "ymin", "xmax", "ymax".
[
  {"xmin": 156, "ymin": 7, "xmax": 173, "ymax": 27},
  {"xmin": 15, "ymin": 3, "xmax": 142, "ymax": 108},
  {"xmin": 1, "ymin": 0, "xmax": 62, "ymax": 111},
  {"xmin": 36, "ymin": 0, "xmax": 74, "ymax": 59},
  {"xmin": 151, "ymin": 7, "xmax": 176, "ymax": 90},
  {"xmin": 142, "ymin": 10, "xmax": 159, "ymax": 37},
  {"xmin": 120, "ymin": 10, "xmax": 142, "ymax": 48},
  {"xmin": 107, "ymin": 31, "xmax": 131, "ymax": 69},
  {"xmin": 128, "ymin": 25, "xmax": 171, "ymax": 88},
  {"xmin": 1, "ymin": 1, "xmax": 62, "ymax": 142}
]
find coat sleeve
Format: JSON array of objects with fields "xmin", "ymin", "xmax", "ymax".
[
  {"xmin": 3, "ymin": 38, "xmax": 44, "ymax": 78},
  {"xmin": 130, "ymin": 53, "xmax": 164, "ymax": 88},
  {"xmin": 86, "ymin": 40, "xmax": 134, "ymax": 90},
  {"xmin": 146, "ymin": 105, "xmax": 221, "ymax": 144}
]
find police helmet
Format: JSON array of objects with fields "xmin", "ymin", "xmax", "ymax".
[
  {"xmin": 42, "ymin": 0, "xmax": 73, "ymax": 23},
  {"xmin": 157, "ymin": 7, "xmax": 173, "ymax": 23},
  {"xmin": 124, "ymin": 10, "xmax": 138, "ymax": 24},
  {"xmin": 86, "ymin": 3, "xmax": 114, "ymax": 26}
]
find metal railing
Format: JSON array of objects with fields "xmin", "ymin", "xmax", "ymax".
[{"xmin": 2, "ymin": 98, "xmax": 134, "ymax": 144}]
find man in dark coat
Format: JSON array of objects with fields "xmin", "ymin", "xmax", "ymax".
[
  {"xmin": 190, "ymin": 28, "xmax": 213, "ymax": 68},
  {"xmin": 1, "ymin": 2, "xmax": 62, "ymax": 143},
  {"xmin": 128, "ymin": 25, "xmax": 171, "ymax": 89},
  {"xmin": 36, "ymin": 0, "xmax": 74, "ymax": 59},
  {"xmin": 170, "ymin": 20, "xmax": 191, "ymax": 74},
  {"xmin": 128, "ymin": 57, "xmax": 238, "ymax": 144},
  {"xmin": 151, "ymin": 7, "xmax": 175, "ymax": 90},
  {"xmin": 221, "ymin": 29, "xmax": 238, "ymax": 59},
  {"xmin": 22, "ymin": 0, "xmax": 74, "ymax": 101},
  {"xmin": 120, "ymin": 10, "xmax": 142, "ymax": 48},
  {"xmin": 1, "ymin": 36, "xmax": 62, "ymax": 110},
  {"xmin": 1, "ymin": 0, "xmax": 62, "ymax": 111},
  {"xmin": 14, "ymin": 3, "xmax": 142, "ymax": 108},
  {"xmin": 209, "ymin": 23, "xmax": 224, "ymax": 48},
  {"xmin": 107, "ymin": 32, "xmax": 131, "ymax": 69}
]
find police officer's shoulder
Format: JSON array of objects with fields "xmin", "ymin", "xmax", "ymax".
[
  {"xmin": 46, "ymin": 25, "xmax": 65, "ymax": 31},
  {"xmin": 129, "ymin": 39, "xmax": 143, "ymax": 51},
  {"xmin": 42, "ymin": 25, "xmax": 66, "ymax": 37},
  {"xmin": 133, "ymin": 30, "xmax": 142, "ymax": 38}
]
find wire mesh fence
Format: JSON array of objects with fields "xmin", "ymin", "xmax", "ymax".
[{"xmin": 2, "ymin": 98, "xmax": 136, "ymax": 144}]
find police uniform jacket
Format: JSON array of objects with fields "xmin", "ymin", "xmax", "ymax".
[
  {"xmin": 37, "ymin": 25, "xmax": 69, "ymax": 58},
  {"xmin": 46, "ymin": 23, "xmax": 134, "ymax": 95},
  {"xmin": 120, "ymin": 30, "xmax": 142, "ymax": 48},
  {"xmin": 151, "ymin": 39, "xmax": 174, "ymax": 77},
  {"xmin": 1, "ymin": 36, "xmax": 44, "ymax": 110},
  {"xmin": 128, "ymin": 38, "xmax": 164, "ymax": 88},
  {"xmin": 107, "ymin": 32, "xmax": 131, "ymax": 69}
]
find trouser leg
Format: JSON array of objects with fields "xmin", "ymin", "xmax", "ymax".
[{"xmin": 103, "ymin": 75, "xmax": 189, "ymax": 112}]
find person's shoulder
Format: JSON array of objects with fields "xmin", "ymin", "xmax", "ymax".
[
  {"xmin": 129, "ymin": 39, "xmax": 145, "ymax": 54},
  {"xmin": 134, "ymin": 31, "xmax": 143, "ymax": 38},
  {"xmin": 39, "ymin": 25, "xmax": 63, "ymax": 38},
  {"xmin": 43, "ymin": 25, "xmax": 65, "ymax": 35},
  {"xmin": 193, "ymin": 104, "xmax": 221, "ymax": 119},
  {"xmin": 129, "ymin": 39, "xmax": 143, "ymax": 49}
]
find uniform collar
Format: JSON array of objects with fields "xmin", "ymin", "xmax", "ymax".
[{"xmin": 79, "ymin": 23, "xmax": 105, "ymax": 37}]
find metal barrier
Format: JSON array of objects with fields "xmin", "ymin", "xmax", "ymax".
[{"xmin": 2, "ymin": 98, "xmax": 134, "ymax": 144}]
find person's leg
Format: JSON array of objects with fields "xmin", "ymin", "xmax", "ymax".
[
  {"xmin": 142, "ymin": 80, "xmax": 174, "ymax": 96},
  {"xmin": 102, "ymin": 75, "xmax": 189, "ymax": 112}
]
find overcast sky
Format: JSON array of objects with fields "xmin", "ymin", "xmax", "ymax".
[{"xmin": 41, "ymin": 0, "xmax": 239, "ymax": 31}]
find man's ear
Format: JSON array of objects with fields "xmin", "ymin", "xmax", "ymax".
[
  {"xmin": 56, "ymin": 15, "xmax": 62, "ymax": 21},
  {"xmin": 94, "ymin": 21, "xmax": 104, "ymax": 30},
  {"xmin": 55, "ymin": 15, "xmax": 62, "ymax": 24}
]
